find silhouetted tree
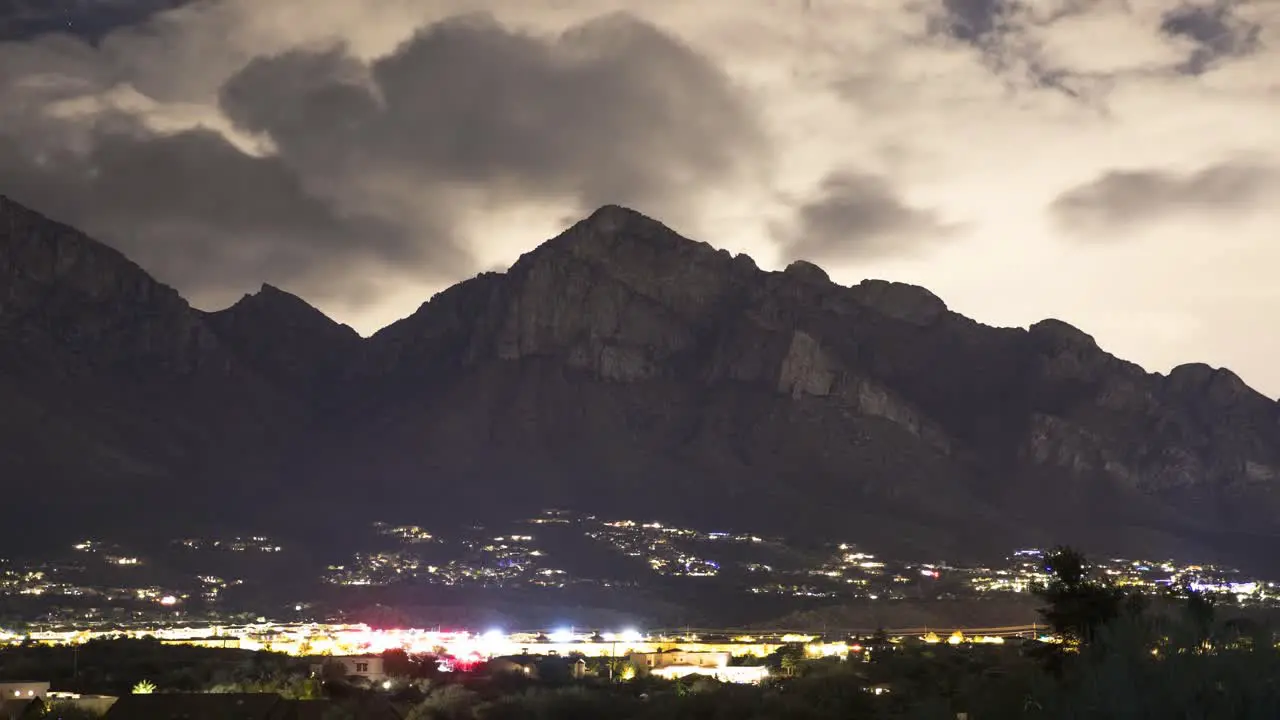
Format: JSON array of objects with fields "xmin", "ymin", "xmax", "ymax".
[
  {"xmin": 1183, "ymin": 585, "xmax": 1217, "ymax": 648},
  {"xmin": 765, "ymin": 643, "xmax": 806, "ymax": 677},
  {"xmin": 1035, "ymin": 546, "xmax": 1126, "ymax": 645}
]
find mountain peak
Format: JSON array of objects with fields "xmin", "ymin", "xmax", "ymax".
[
  {"xmin": 1166, "ymin": 362, "xmax": 1268, "ymax": 406},
  {"xmin": 581, "ymin": 204, "xmax": 655, "ymax": 232},
  {"xmin": 257, "ymin": 282, "xmax": 292, "ymax": 297},
  {"xmin": 0, "ymin": 193, "xmax": 210, "ymax": 373},
  {"xmin": 783, "ymin": 260, "xmax": 831, "ymax": 284},
  {"xmin": 216, "ymin": 284, "xmax": 357, "ymax": 340},
  {"xmin": 8, "ymin": 197, "xmax": 1280, "ymax": 573},
  {"xmin": 534, "ymin": 204, "xmax": 707, "ymax": 256},
  {"xmin": 0, "ymin": 193, "xmax": 164, "ymax": 296},
  {"xmin": 555, "ymin": 204, "xmax": 703, "ymax": 258},
  {"xmin": 235, "ymin": 282, "xmax": 310, "ymax": 309},
  {"xmin": 848, "ymin": 279, "xmax": 947, "ymax": 326},
  {"xmin": 1029, "ymin": 318, "xmax": 1098, "ymax": 350},
  {"xmin": 511, "ymin": 204, "xmax": 735, "ymax": 290}
]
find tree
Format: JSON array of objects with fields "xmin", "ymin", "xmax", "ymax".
[
  {"xmin": 405, "ymin": 684, "xmax": 479, "ymax": 720},
  {"xmin": 765, "ymin": 643, "xmax": 806, "ymax": 677},
  {"xmin": 1034, "ymin": 546, "xmax": 1126, "ymax": 646},
  {"xmin": 1183, "ymin": 585, "xmax": 1217, "ymax": 649},
  {"xmin": 864, "ymin": 628, "xmax": 892, "ymax": 662}
]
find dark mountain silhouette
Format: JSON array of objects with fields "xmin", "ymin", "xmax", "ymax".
[
  {"xmin": 2, "ymin": 197, "xmax": 1278, "ymax": 568},
  {"xmin": 203, "ymin": 284, "xmax": 361, "ymax": 397}
]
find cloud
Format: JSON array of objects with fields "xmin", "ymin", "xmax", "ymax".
[
  {"xmin": 0, "ymin": 124, "xmax": 433, "ymax": 307},
  {"xmin": 2, "ymin": 0, "xmax": 1280, "ymax": 395},
  {"xmin": 774, "ymin": 171, "xmax": 955, "ymax": 264},
  {"xmin": 934, "ymin": 0, "xmax": 1008, "ymax": 43},
  {"xmin": 0, "ymin": 9, "xmax": 767, "ymax": 311},
  {"xmin": 219, "ymin": 12, "xmax": 765, "ymax": 216},
  {"xmin": 0, "ymin": 0, "xmax": 188, "ymax": 42},
  {"xmin": 1160, "ymin": 2, "xmax": 1262, "ymax": 75},
  {"xmin": 1049, "ymin": 162, "xmax": 1277, "ymax": 234}
]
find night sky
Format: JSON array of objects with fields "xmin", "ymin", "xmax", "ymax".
[{"xmin": 0, "ymin": 0, "xmax": 1277, "ymax": 392}]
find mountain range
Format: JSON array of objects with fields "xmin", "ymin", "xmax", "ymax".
[{"xmin": 2, "ymin": 195, "xmax": 1278, "ymax": 570}]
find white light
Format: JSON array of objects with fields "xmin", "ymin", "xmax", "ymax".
[
  {"xmin": 619, "ymin": 629, "xmax": 641, "ymax": 642},
  {"xmin": 381, "ymin": 680, "xmax": 392, "ymax": 690},
  {"xmin": 483, "ymin": 629, "xmax": 504, "ymax": 641},
  {"xmin": 549, "ymin": 628, "xmax": 573, "ymax": 643}
]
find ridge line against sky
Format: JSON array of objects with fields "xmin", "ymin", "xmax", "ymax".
[{"xmin": 0, "ymin": 0, "xmax": 1277, "ymax": 394}]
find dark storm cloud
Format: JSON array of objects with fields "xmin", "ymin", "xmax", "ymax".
[
  {"xmin": 923, "ymin": 0, "xmax": 1094, "ymax": 98},
  {"xmin": 1160, "ymin": 3, "xmax": 1261, "ymax": 75},
  {"xmin": 935, "ymin": 0, "xmax": 1008, "ymax": 42},
  {"xmin": 1050, "ymin": 163, "xmax": 1276, "ymax": 234},
  {"xmin": 0, "ymin": 0, "xmax": 189, "ymax": 42},
  {"xmin": 0, "ymin": 11, "xmax": 765, "ymax": 307},
  {"xmin": 0, "ymin": 123, "xmax": 435, "ymax": 304},
  {"xmin": 775, "ymin": 172, "xmax": 953, "ymax": 263},
  {"xmin": 218, "ymin": 12, "xmax": 765, "ymax": 214}
]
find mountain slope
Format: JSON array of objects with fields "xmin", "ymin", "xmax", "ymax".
[
  {"xmin": 0, "ymin": 195, "xmax": 304, "ymax": 547},
  {"xmin": 319, "ymin": 205, "xmax": 1280, "ymax": 564},
  {"xmin": 203, "ymin": 284, "xmax": 361, "ymax": 397},
  {"xmin": 2, "ymin": 198, "xmax": 1279, "ymax": 567}
]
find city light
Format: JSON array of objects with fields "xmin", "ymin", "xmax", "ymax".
[{"xmin": 549, "ymin": 628, "xmax": 574, "ymax": 643}]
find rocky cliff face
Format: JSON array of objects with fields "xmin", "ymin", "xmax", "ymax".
[
  {"xmin": 3, "ymin": 197, "xmax": 1279, "ymax": 566},
  {"xmin": 0, "ymin": 196, "xmax": 304, "ymax": 546},
  {"xmin": 339, "ymin": 205, "xmax": 1280, "ymax": 563}
]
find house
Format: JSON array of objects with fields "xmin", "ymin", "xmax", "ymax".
[
  {"xmin": 0, "ymin": 683, "xmax": 48, "ymax": 701},
  {"xmin": 489, "ymin": 655, "xmax": 589, "ymax": 682},
  {"xmin": 649, "ymin": 664, "xmax": 769, "ymax": 684},
  {"xmin": 0, "ymin": 698, "xmax": 43, "ymax": 720},
  {"xmin": 312, "ymin": 656, "xmax": 388, "ymax": 685},
  {"xmin": 46, "ymin": 691, "xmax": 118, "ymax": 715},
  {"xmin": 630, "ymin": 650, "xmax": 730, "ymax": 670},
  {"xmin": 489, "ymin": 656, "xmax": 539, "ymax": 678},
  {"xmin": 630, "ymin": 650, "xmax": 768, "ymax": 685}
]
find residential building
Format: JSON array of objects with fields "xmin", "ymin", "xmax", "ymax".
[
  {"xmin": 630, "ymin": 650, "xmax": 730, "ymax": 670},
  {"xmin": 0, "ymin": 684, "xmax": 47, "ymax": 701},
  {"xmin": 314, "ymin": 655, "xmax": 388, "ymax": 684}
]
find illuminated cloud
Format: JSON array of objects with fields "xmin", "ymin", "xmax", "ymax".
[
  {"xmin": 775, "ymin": 171, "xmax": 955, "ymax": 263},
  {"xmin": 0, "ymin": 0, "xmax": 1278, "ymax": 393},
  {"xmin": 1159, "ymin": 2, "xmax": 1262, "ymax": 75},
  {"xmin": 1050, "ymin": 163, "xmax": 1278, "ymax": 235},
  {"xmin": 0, "ymin": 8, "xmax": 765, "ymax": 312},
  {"xmin": 218, "ymin": 12, "xmax": 764, "ymax": 222}
]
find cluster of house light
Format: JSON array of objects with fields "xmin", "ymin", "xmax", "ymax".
[{"xmin": 2, "ymin": 622, "xmax": 1038, "ymax": 669}]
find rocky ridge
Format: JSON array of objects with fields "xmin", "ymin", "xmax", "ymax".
[{"xmin": 2, "ymin": 198, "xmax": 1278, "ymax": 567}]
